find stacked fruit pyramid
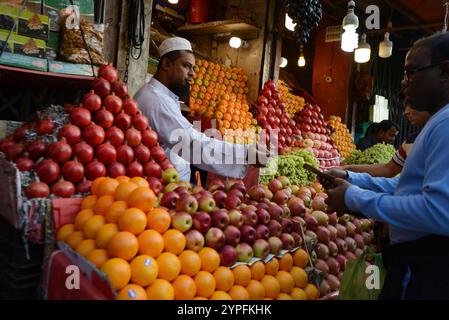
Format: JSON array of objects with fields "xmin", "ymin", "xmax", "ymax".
[
  {"xmin": 189, "ymin": 60, "xmax": 257, "ymax": 144},
  {"xmin": 327, "ymin": 115, "xmax": 356, "ymax": 159},
  {"xmin": 278, "ymin": 80, "xmax": 305, "ymax": 118}
]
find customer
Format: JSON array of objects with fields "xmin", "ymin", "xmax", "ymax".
[{"xmin": 356, "ymin": 120, "xmax": 399, "ymax": 151}]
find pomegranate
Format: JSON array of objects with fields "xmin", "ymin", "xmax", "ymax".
[
  {"xmin": 114, "ymin": 111, "xmax": 132, "ymax": 131},
  {"xmin": 107, "ymin": 162, "xmax": 126, "ymax": 178},
  {"xmin": 83, "ymin": 124, "xmax": 105, "ymax": 147},
  {"xmin": 93, "ymin": 108, "xmax": 114, "ymax": 129},
  {"xmin": 105, "ymin": 127, "xmax": 124, "ymax": 147},
  {"xmin": 116, "ymin": 145, "xmax": 134, "ymax": 164},
  {"xmin": 82, "ymin": 91, "xmax": 102, "ymax": 112},
  {"xmin": 72, "ymin": 142, "xmax": 94, "ymax": 164},
  {"xmin": 13, "ymin": 127, "xmax": 27, "ymax": 142},
  {"xmin": 111, "ymin": 81, "xmax": 128, "ymax": 99},
  {"xmin": 98, "ymin": 64, "xmax": 118, "ymax": 83},
  {"xmin": 141, "ymin": 129, "xmax": 158, "ymax": 148},
  {"xmin": 104, "ymin": 93, "xmax": 123, "ymax": 114},
  {"xmin": 70, "ymin": 107, "xmax": 92, "ymax": 128},
  {"xmin": 35, "ymin": 160, "xmax": 60, "ymax": 184},
  {"xmin": 25, "ymin": 182, "xmax": 50, "ymax": 199},
  {"xmin": 64, "ymin": 103, "xmax": 76, "ymax": 113},
  {"xmin": 76, "ymin": 179, "xmax": 92, "ymax": 194},
  {"xmin": 36, "ymin": 119, "xmax": 55, "ymax": 135},
  {"xmin": 47, "ymin": 140, "xmax": 72, "ymax": 164},
  {"xmin": 52, "ymin": 179, "xmax": 75, "ymax": 198},
  {"xmin": 15, "ymin": 157, "xmax": 34, "ymax": 171},
  {"xmin": 5, "ymin": 143, "xmax": 25, "ymax": 161},
  {"xmin": 92, "ymin": 77, "xmax": 111, "ymax": 97},
  {"xmin": 123, "ymin": 98, "xmax": 138, "ymax": 116},
  {"xmin": 96, "ymin": 143, "xmax": 117, "ymax": 165},
  {"xmin": 61, "ymin": 161, "xmax": 84, "ymax": 183},
  {"xmin": 58, "ymin": 124, "xmax": 81, "ymax": 145},
  {"xmin": 132, "ymin": 113, "xmax": 148, "ymax": 131},
  {"xmin": 85, "ymin": 160, "xmax": 106, "ymax": 181},
  {"xmin": 0, "ymin": 139, "xmax": 15, "ymax": 153},
  {"xmin": 125, "ymin": 127, "xmax": 141, "ymax": 147},
  {"xmin": 151, "ymin": 145, "xmax": 166, "ymax": 163},
  {"xmin": 27, "ymin": 140, "xmax": 46, "ymax": 161},
  {"xmin": 134, "ymin": 144, "xmax": 151, "ymax": 163},
  {"xmin": 126, "ymin": 161, "xmax": 143, "ymax": 177},
  {"xmin": 143, "ymin": 161, "xmax": 161, "ymax": 178},
  {"xmin": 160, "ymin": 159, "xmax": 173, "ymax": 170}
]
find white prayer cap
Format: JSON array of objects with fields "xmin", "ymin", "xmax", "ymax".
[{"xmin": 158, "ymin": 37, "xmax": 193, "ymax": 58}]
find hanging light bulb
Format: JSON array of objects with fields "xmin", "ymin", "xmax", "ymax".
[
  {"xmin": 168, "ymin": 0, "xmax": 179, "ymax": 4},
  {"xmin": 341, "ymin": 29, "xmax": 359, "ymax": 52},
  {"xmin": 280, "ymin": 57, "xmax": 288, "ymax": 68},
  {"xmin": 379, "ymin": 32, "xmax": 393, "ymax": 58},
  {"xmin": 342, "ymin": 1, "xmax": 359, "ymax": 31},
  {"xmin": 298, "ymin": 45, "xmax": 306, "ymax": 67},
  {"xmin": 355, "ymin": 33, "xmax": 371, "ymax": 63},
  {"xmin": 285, "ymin": 14, "xmax": 296, "ymax": 31},
  {"xmin": 229, "ymin": 37, "xmax": 242, "ymax": 48}
]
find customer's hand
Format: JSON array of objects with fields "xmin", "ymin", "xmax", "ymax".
[
  {"xmin": 325, "ymin": 178, "xmax": 351, "ymax": 215},
  {"xmin": 319, "ymin": 168, "xmax": 349, "ymax": 189}
]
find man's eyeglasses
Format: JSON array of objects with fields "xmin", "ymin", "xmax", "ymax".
[{"xmin": 404, "ymin": 60, "xmax": 449, "ymax": 80}]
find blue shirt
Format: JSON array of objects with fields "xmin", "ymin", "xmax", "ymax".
[{"xmin": 345, "ymin": 103, "xmax": 449, "ymax": 244}]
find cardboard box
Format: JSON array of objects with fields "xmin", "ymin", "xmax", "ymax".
[
  {"xmin": 0, "ymin": 51, "xmax": 47, "ymax": 71},
  {"xmin": 0, "ymin": 1, "xmax": 42, "ymax": 14},
  {"xmin": 17, "ymin": 8, "xmax": 49, "ymax": 41},
  {"xmin": 43, "ymin": 0, "xmax": 94, "ymax": 32},
  {"xmin": 0, "ymin": 4, "xmax": 18, "ymax": 33},
  {"xmin": 48, "ymin": 59, "xmax": 96, "ymax": 76},
  {"xmin": 12, "ymin": 33, "xmax": 46, "ymax": 58}
]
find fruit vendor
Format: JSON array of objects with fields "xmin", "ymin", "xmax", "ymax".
[
  {"xmin": 135, "ymin": 37, "xmax": 266, "ymax": 182},
  {"xmin": 356, "ymin": 120, "xmax": 399, "ymax": 151},
  {"xmin": 322, "ymin": 32, "xmax": 449, "ymax": 300}
]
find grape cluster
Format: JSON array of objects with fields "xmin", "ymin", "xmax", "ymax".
[
  {"xmin": 343, "ymin": 143, "xmax": 396, "ymax": 165},
  {"xmin": 286, "ymin": 0, "xmax": 323, "ymax": 44}
]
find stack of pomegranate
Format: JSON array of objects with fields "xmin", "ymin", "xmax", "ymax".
[
  {"xmin": 0, "ymin": 64, "xmax": 172, "ymax": 200},
  {"xmin": 293, "ymin": 103, "xmax": 340, "ymax": 169},
  {"xmin": 252, "ymin": 80, "xmax": 300, "ymax": 154}
]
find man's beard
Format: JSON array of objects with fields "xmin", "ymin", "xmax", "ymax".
[{"xmin": 170, "ymin": 81, "xmax": 190, "ymax": 99}]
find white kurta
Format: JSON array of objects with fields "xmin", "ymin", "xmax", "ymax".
[{"xmin": 134, "ymin": 78, "xmax": 249, "ymax": 182}]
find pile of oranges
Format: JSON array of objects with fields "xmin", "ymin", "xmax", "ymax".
[
  {"xmin": 56, "ymin": 176, "xmax": 320, "ymax": 300},
  {"xmin": 189, "ymin": 59, "xmax": 257, "ymax": 144},
  {"xmin": 328, "ymin": 115, "xmax": 356, "ymax": 159},
  {"xmin": 278, "ymin": 80, "xmax": 305, "ymax": 118}
]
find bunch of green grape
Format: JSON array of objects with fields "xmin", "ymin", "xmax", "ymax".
[{"xmin": 344, "ymin": 143, "xmax": 396, "ymax": 165}]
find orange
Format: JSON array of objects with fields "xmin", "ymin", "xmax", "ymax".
[
  {"xmin": 250, "ymin": 261, "xmax": 265, "ymax": 281},
  {"xmin": 105, "ymin": 201, "xmax": 128, "ymax": 223},
  {"xmin": 193, "ymin": 296, "xmax": 207, "ymax": 300},
  {"xmin": 146, "ymin": 279, "xmax": 174, "ymax": 300},
  {"xmin": 81, "ymin": 195, "xmax": 97, "ymax": 210},
  {"xmin": 276, "ymin": 271, "xmax": 294, "ymax": 294},
  {"xmin": 179, "ymin": 250, "xmax": 201, "ymax": 277},
  {"xmin": 87, "ymin": 249, "xmax": 108, "ymax": 268},
  {"xmin": 91, "ymin": 177, "xmax": 107, "ymax": 196},
  {"xmin": 304, "ymin": 284, "xmax": 319, "ymax": 300},
  {"xmin": 232, "ymin": 265, "xmax": 251, "ymax": 286},
  {"xmin": 129, "ymin": 177, "xmax": 149, "ymax": 188},
  {"xmin": 279, "ymin": 253, "xmax": 293, "ymax": 271},
  {"xmin": 115, "ymin": 176, "xmax": 130, "ymax": 183},
  {"xmin": 117, "ymin": 284, "xmax": 147, "ymax": 300},
  {"xmin": 95, "ymin": 223, "xmax": 119, "ymax": 249},
  {"xmin": 229, "ymin": 285, "xmax": 250, "ymax": 300},
  {"xmin": 147, "ymin": 207, "xmax": 171, "ymax": 233},
  {"xmin": 83, "ymin": 215, "xmax": 106, "ymax": 239},
  {"xmin": 290, "ymin": 267, "xmax": 308, "ymax": 289},
  {"xmin": 157, "ymin": 252, "xmax": 181, "ymax": 281},
  {"xmin": 76, "ymin": 239, "xmax": 96, "ymax": 257},
  {"xmin": 293, "ymin": 249, "xmax": 309, "ymax": 268},
  {"xmin": 290, "ymin": 287, "xmax": 307, "ymax": 300},
  {"xmin": 261, "ymin": 275, "xmax": 280, "ymax": 299},
  {"xmin": 246, "ymin": 280, "xmax": 265, "ymax": 300},
  {"xmin": 277, "ymin": 293, "xmax": 292, "ymax": 300},
  {"xmin": 265, "ymin": 258, "xmax": 279, "ymax": 276},
  {"xmin": 101, "ymin": 258, "xmax": 131, "ymax": 290},
  {"xmin": 107, "ymin": 231, "xmax": 139, "ymax": 261},
  {"xmin": 172, "ymin": 275, "xmax": 196, "ymax": 300},
  {"xmin": 137, "ymin": 230, "xmax": 164, "ymax": 258},
  {"xmin": 114, "ymin": 182, "xmax": 138, "ymax": 202},
  {"xmin": 128, "ymin": 187, "xmax": 156, "ymax": 212},
  {"xmin": 118, "ymin": 208, "xmax": 147, "ymax": 235},
  {"xmin": 210, "ymin": 291, "xmax": 232, "ymax": 300},
  {"xmin": 213, "ymin": 266, "xmax": 234, "ymax": 292},
  {"xmin": 198, "ymin": 247, "xmax": 220, "ymax": 273},
  {"xmin": 97, "ymin": 178, "xmax": 119, "ymax": 196},
  {"xmin": 75, "ymin": 209, "xmax": 94, "ymax": 230},
  {"xmin": 93, "ymin": 195, "xmax": 115, "ymax": 216},
  {"xmin": 162, "ymin": 229, "xmax": 186, "ymax": 255},
  {"xmin": 56, "ymin": 224, "xmax": 75, "ymax": 242},
  {"xmin": 66, "ymin": 231, "xmax": 84, "ymax": 249},
  {"xmin": 130, "ymin": 255, "xmax": 158, "ymax": 287},
  {"xmin": 194, "ymin": 271, "xmax": 215, "ymax": 298}
]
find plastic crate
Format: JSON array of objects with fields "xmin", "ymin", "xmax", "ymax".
[{"xmin": 51, "ymin": 198, "xmax": 82, "ymax": 231}]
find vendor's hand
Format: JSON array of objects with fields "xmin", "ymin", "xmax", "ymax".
[
  {"xmin": 247, "ymin": 143, "xmax": 269, "ymax": 168},
  {"xmin": 319, "ymin": 168, "xmax": 349, "ymax": 189},
  {"xmin": 325, "ymin": 178, "xmax": 351, "ymax": 215}
]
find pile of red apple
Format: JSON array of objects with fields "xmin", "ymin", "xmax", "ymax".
[
  {"xmin": 252, "ymin": 80, "xmax": 300, "ymax": 153},
  {"xmin": 0, "ymin": 64, "xmax": 172, "ymax": 200},
  {"xmin": 294, "ymin": 103, "xmax": 341, "ymax": 169}
]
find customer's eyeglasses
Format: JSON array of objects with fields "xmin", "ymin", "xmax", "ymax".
[{"xmin": 404, "ymin": 60, "xmax": 449, "ymax": 80}]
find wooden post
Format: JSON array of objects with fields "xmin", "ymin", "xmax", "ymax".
[
  {"xmin": 116, "ymin": 0, "xmax": 153, "ymax": 97},
  {"xmin": 103, "ymin": 0, "xmax": 122, "ymax": 65}
]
